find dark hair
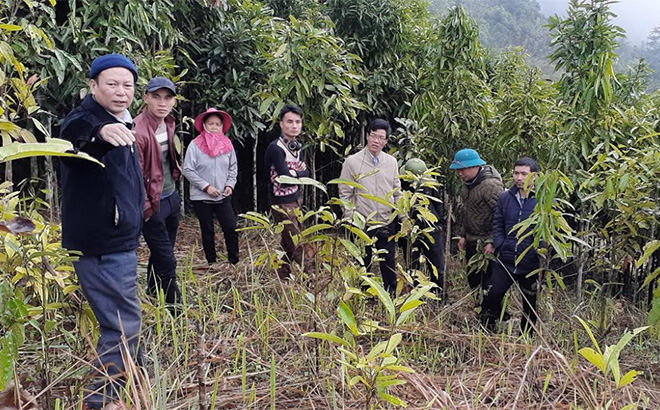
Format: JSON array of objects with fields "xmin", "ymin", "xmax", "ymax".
[
  {"xmin": 514, "ymin": 157, "xmax": 538, "ymax": 173},
  {"xmin": 278, "ymin": 104, "xmax": 303, "ymax": 121},
  {"xmin": 367, "ymin": 118, "xmax": 391, "ymax": 136}
]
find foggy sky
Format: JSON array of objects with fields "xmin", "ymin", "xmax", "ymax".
[{"xmin": 537, "ymin": 0, "xmax": 659, "ymax": 44}]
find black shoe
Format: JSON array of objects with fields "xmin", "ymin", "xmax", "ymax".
[{"xmin": 479, "ymin": 311, "xmax": 498, "ymax": 332}]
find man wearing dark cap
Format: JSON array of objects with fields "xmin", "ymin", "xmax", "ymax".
[
  {"xmin": 59, "ymin": 53, "xmax": 143, "ymax": 409},
  {"xmin": 134, "ymin": 77, "xmax": 182, "ymax": 308}
]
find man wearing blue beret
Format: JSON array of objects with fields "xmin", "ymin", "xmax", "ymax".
[{"xmin": 59, "ymin": 53, "xmax": 144, "ymax": 409}]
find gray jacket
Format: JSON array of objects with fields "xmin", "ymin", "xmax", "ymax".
[{"xmin": 182, "ymin": 142, "xmax": 237, "ymax": 201}]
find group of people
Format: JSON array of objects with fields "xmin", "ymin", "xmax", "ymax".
[
  {"xmin": 58, "ymin": 54, "xmax": 242, "ymax": 409},
  {"xmin": 450, "ymin": 149, "xmax": 541, "ymax": 334},
  {"xmin": 58, "ymin": 53, "xmax": 542, "ymax": 409}
]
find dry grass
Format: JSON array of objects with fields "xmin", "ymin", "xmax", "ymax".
[{"xmin": 9, "ymin": 216, "xmax": 660, "ymax": 409}]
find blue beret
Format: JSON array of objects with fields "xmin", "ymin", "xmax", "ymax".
[{"xmin": 89, "ymin": 54, "xmax": 138, "ymax": 82}]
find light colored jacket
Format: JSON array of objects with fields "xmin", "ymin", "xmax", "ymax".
[
  {"xmin": 182, "ymin": 142, "xmax": 237, "ymax": 202},
  {"xmin": 338, "ymin": 148, "xmax": 402, "ymax": 223}
]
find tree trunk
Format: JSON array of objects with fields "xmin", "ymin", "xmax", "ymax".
[
  {"xmin": 443, "ymin": 195, "xmax": 452, "ymax": 305},
  {"xmin": 253, "ymin": 136, "xmax": 258, "ymax": 211},
  {"xmin": 5, "ymin": 161, "xmax": 12, "ymax": 191},
  {"xmin": 309, "ymin": 150, "xmax": 316, "ymax": 211}
]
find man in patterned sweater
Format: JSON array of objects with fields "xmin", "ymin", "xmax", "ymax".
[
  {"xmin": 450, "ymin": 148, "xmax": 504, "ymax": 291},
  {"xmin": 264, "ymin": 104, "xmax": 311, "ymax": 279}
]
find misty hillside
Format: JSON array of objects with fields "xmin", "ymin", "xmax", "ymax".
[{"xmin": 430, "ymin": 0, "xmax": 660, "ymax": 89}]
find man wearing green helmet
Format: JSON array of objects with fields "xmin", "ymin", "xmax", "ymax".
[{"xmin": 449, "ymin": 148, "xmax": 504, "ymax": 292}]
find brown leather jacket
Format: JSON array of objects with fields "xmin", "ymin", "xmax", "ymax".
[{"xmin": 133, "ymin": 109, "xmax": 181, "ymax": 219}]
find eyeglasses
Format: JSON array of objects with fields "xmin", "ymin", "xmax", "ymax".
[{"xmin": 368, "ymin": 132, "xmax": 387, "ymax": 141}]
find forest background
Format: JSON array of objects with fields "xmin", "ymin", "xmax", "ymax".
[{"xmin": 4, "ymin": 0, "xmax": 660, "ymax": 408}]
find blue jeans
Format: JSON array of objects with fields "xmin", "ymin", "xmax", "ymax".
[{"xmin": 74, "ymin": 251, "xmax": 142, "ymax": 408}]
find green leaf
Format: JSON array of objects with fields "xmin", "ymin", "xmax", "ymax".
[
  {"xmin": 344, "ymin": 225, "xmax": 372, "ymax": 243},
  {"xmin": 302, "ymin": 332, "xmax": 351, "ymax": 348},
  {"xmin": 575, "ymin": 316, "xmax": 602, "ymax": 355},
  {"xmin": 339, "ymin": 238, "xmax": 363, "ymax": 264},
  {"xmin": 377, "ymin": 391, "xmax": 407, "ymax": 406},
  {"xmin": 384, "ymin": 333, "xmax": 402, "ymax": 355},
  {"xmin": 357, "ymin": 193, "xmax": 396, "ymax": 210},
  {"xmin": 366, "ymin": 340, "xmax": 389, "ymax": 361},
  {"xmin": 617, "ymin": 370, "xmax": 642, "ymax": 388},
  {"xmin": 578, "ymin": 347, "xmax": 606, "ymax": 373},
  {"xmin": 0, "ymin": 24, "xmax": 23, "ymax": 32},
  {"xmin": 362, "ymin": 276, "xmax": 395, "ymax": 325},
  {"xmin": 0, "ymin": 339, "xmax": 13, "ymax": 390},
  {"xmin": 300, "ymin": 224, "xmax": 332, "ymax": 237},
  {"xmin": 0, "ymin": 139, "xmax": 103, "ymax": 166},
  {"xmin": 275, "ymin": 176, "xmax": 327, "ymax": 194},
  {"xmin": 337, "ymin": 301, "xmax": 359, "ymax": 336},
  {"xmin": 328, "ymin": 178, "xmax": 366, "ymax": 191}
]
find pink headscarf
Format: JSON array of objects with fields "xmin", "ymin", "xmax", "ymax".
[
  {"xmin": 193, "ymin": 131, "xmax": 234, "ymax": 157},
  {"xmin": 192, "ymin": 108, "xmax": 234, "ymax": 157}
]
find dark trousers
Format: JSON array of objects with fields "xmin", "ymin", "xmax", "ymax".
[
  {"xmin": 465, "ymin": 240, "xmax": 492, "ymax": 290},
  {"xmin": 481, "ymin": 261, "xmax": 539, "ymax": 332},
  {"xmin": 271, "ymin": 200, "xmax": 312, "ymax": 278},
  {"xmin": 401, "ymin": 230, "xmax": 445, "ymax": 289},
  {"xmin": 365, "ymin": 223, "xmax": 397, "ymax": 293},
  {"xmin": 142, "ymin": 191, "xmax": 181, "ymax": 304},
  {"xmin": 74, "ymin": 252, "xmax": 142, "ymax": 408},
  {"xmin": 192, "ymin": 199, "xmax": 239, "ymax": 264}
]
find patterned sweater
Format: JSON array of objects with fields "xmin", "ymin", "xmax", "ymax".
[{"xmin": 264, "ymin": 138, "xmax": 309, "ymax": 205}]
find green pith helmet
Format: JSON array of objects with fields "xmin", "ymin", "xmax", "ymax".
[{"xmin": 401, "ymin": 158, "xmax": 428, "ymax": 175}]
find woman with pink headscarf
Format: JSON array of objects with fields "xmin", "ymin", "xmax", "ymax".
[{"xmin": 183, "ymin": 108, "xmax": 239, "ymax": 265}]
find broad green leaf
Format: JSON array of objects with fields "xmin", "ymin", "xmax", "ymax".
[
  {"xmin": 617, "ymin": 370, "xmax": 642, "ymax": 388},
  {"xmin": 366, "ymin": 340, "xmax": 389, "ymax": 361},
  {"xmin": 578, "ymin": 347, "xmax": 606, "ymax": 373},
  {"xmin": 344, "ymin": 225, "xmax": 372, "ymax": 243},
  {"xmin": 339, "ymin": 238, "xmax": 363, "ymax": 264},
  {"xmin": 0, "ymin": 139, "xmax": 103, "ymax": 166},
  {"xmin": 362, "ymin": 276, "xmax": 395, "ymax": 324},
  {"xmin": 384, "ymin": 333, "xmax": 402, "ymax": 355},
  {"xmin": 300, "ymin": 224, "xmax": 332, "ymax": 237},
  {"xmin": 575, "ymin": 316, "xmax": 602, "ymax": 355},
  {"xmin": 377, "ymin": 391, "xmax": 407, "ymax": 406},
  {"xmin": 337, "ymin": 301, "xmax": 359, "ymax": 336},
  {"xmin": 357, "ymin": 193, "xmax": 396, "ymax": 209},
  {"xmin": 328, "ymin": 178, "xmax": 366, "ymax": 191},
  {"xmin": 0, "ymin": 340, "xmax": 13, "ymax": 390},
  {"xmin": 275, "ymin": 176, "xmax": 327, "ymax": 194},
  {"xmin": 302, "ymin": 332, "xmax": 351, "ymax": 348},
  {"xmin": 0, "ymin": 24, "xmax": 23, "ymax": 32}
]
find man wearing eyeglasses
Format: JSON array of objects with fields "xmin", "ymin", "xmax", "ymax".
[{"xmin": 339, "ymin": 119, "xmax": 402, "ymax": 294}]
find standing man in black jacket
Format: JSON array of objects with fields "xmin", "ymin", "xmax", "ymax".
[
  {"xmin": 264, "ymin": 104, "xmax": 312, "ymax": 279},
  {"xmin": 481, "ymin": 157, "xmax": 540, "ymax": 334},
  {"xmin": 59, "ymin": 54, "xmax": 144, "ymax": 409}
]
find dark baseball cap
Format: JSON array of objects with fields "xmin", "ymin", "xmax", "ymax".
[{"xmin": 145, "ymin": 77, "xmax": 177, "ymax": 95}]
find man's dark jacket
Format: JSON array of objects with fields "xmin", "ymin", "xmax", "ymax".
[
  {"xmin": 59, "ymin": 95, "xmax": 144, "ymax": 256},
  {"xmin": 457, "ymin": 165, "xmax": 503, "ymax": 243},
  {"xmin": 492, "ymin": 185, "xmax": 539, "ymax": 275}
]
